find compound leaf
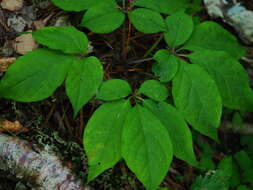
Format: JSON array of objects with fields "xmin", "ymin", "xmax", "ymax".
[
  {"xmin": 0, "ymin": 49, "xmax": 74, "ymax": 101},
  {"xmin": 172, "ymin": 63, "xmax": 222, "ymax": 141},
  {"xmin": 164, "ymin": 12, "xmax": 194, "ymax": 48},
  {"xmin": 51, "ymin": 0, "xmax": 103, "ymax": 11},
  {"xmin": 66, "ymin": 56, "xmax": 103, "ymax": 117},
  {"xmin": 190, "ymin": 170, "xmax": 230, "ymax": 190},
  {"xmin": 188, "ymin": 50, "xmax": 253, "ymax": 111},
  {"xmin": 152, "ymin": 50, "xmax": 179, "ymax": 82},
  {"xmin": 144, "ymin": 100, "xmax": 197, "ymax": 165},
  {"xmin": 134, "ymin": 0, "xmax": 189, "ymax": 14},
  {"xmin": 184, "ymin": 21, "xmax": 245, "ymax": 59},
  {"xmin": 122, "ymin": 105, "xmax": 173, "ymax": 190},
  {"xmin": 33, "ymin": 26, "xmax": 88, "ymax": 54},
  {"xmin": 84, "ymin": 99, "xmax": 131, "ymax": 181},
  {"xmin": 81, "ymin": 1, "xmax": 125, "ymax": 33},
  {"xmin": 97, "ymin": 79, "xmax": 132, "ymax": 101},
  {"xmin": 138, "ymin": 80, "xmax": 169, "ymax": 101},
  {"xmin": 129, "ymin": 8, "xmax": 166, "ymax": 33}
]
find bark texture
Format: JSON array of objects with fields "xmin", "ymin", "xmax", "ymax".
[{"xmin": 0, "ymin": 133, "xmax": 87, "ymax": 190}]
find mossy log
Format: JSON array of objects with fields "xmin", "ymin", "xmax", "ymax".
[{"xmin": 0, "ymin": 133, "xmax": 87, "ymax": 190}]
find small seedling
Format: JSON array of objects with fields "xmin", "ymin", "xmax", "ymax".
[
  {"xmin": 0, "ymin": 26, "xmax": 103, "ymax": 117},
  {"xmin": 84, "ymin": 79, "xmax": 196, "ymax": 190}
]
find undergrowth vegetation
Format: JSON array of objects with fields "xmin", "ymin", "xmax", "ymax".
[{"xmin": 0, "ymin": 0, "xmax": 253, "ymax": 189}]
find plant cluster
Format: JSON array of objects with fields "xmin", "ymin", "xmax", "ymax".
[
  {"xmin": 190, "ymin": 135, "xmax": 253, "ymax": 190},
  {"xmin": 0, "ymin": 0, "xmax": 253, "ymax": 189}
]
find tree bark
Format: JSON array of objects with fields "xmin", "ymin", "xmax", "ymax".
[{"xmin": 0, "ymin": 133, "xmax": 88, "ymax": 190}]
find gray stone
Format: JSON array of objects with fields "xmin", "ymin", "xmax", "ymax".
[
  {"xmin": 204, "ymin": 0, "xmax": 253, "ymax": 44},
  {"xmin": 7, "ymin": 15, "xmax": 26, "ymax": 33}
]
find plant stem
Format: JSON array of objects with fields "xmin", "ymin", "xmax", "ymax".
[{"xmin": 142, "ymin": 33, "xmax": 164, "ymax": 58}]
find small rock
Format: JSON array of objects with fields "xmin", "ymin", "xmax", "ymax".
[
  {"xmin": 0, "ymin": 41, "xmax": 15, "ymax": 57},
  {"xmin": 7, "ymin": 15, "xmax": 26, "ymax": 32},
  {"xmin": 204, "ymin": 0, "xmax": 253, "ymax": 44},
  {"xmin": 13, "ymin": 31, "xmax": 38, "ymax": 55},
  {"xmin": 1, "ymin": 0, "xmax": 24, "ymax": 11},
  {"xmin": 20, "ymin": 6, "xmax": 37, "ymax": 21}
]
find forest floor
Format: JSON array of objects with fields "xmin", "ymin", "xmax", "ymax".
[{"xmin": 0, "ymin": 0, "xmax": 253, "ymax": 190}]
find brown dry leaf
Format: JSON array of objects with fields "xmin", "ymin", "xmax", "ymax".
[
  {"xmin": 0, "ymin": 120, "xmax": 28, "ymax": 133},
  {"xmin": 13, "ymin": 30, "xmax": 38, "ymax": 55},
  {"xmin": 1, "ymin": 0, "xmax": 24, "ymax": 11},
  {"xmin": 33, "ymin": 20, "xmax": 46, "ymax": 30},
  {"xmin": 0, "ymin": 57, "xmax": 16, "ymax": 72}
]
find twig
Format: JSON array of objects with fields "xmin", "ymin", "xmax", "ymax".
[
  {"xmin": 79, "ymin": 108, "xmax": 84, "ymax": 139},
  {"xmin": 142, "ymin": 33, "xmax": 164, "ymax": 58},
  {"xmin": 128, "ymin": 57, "xmax": 153, "ymax": 64},
  {"xmin": 221, "ymin": 122, "xmax": 253, "ymax": 135}
]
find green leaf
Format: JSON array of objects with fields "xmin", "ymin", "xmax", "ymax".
[
  {"xmin": 138, "ymin": 80, "xmax": 169, "ymax": 101},
  {"xmin": 234, "ymin": 150, "xmax": 253, "ymax": 171},
  {"xmin": 80, "ymin": 1, "xmax": 125, "ymax": 33},
  {"xmin": 0, "ymin": 49, "xmax": 74, "ymax": 101},
  {"xmin": 218, "ymin": 156, "xmax": 233, "ymax": 179},
  {"xmin": 144, "ymin": 100, "xmax": 197, "ymax": 165},
  {"xmin": 188, "ymin": 50, "xmax": 253, "ymax": 111},
  {"xmin": 84, "ymin": 100, "xmax": 131, "ymax": 181},
  {"xmin": 97, "ymin": 79, "xmax": 132, "ymax": 101},
  {"xmin": 134, "ymin": 0, "xmax": 189, "ymax": 14},
  {"xmin": 164, "ymin": 12, "xmax": 194, "ymax": 48},
  {"xmin": 190, "ymin": 170, "xmax": 230, "ymax": 190},
  {"xmin": 172, "ymin": 63, "xmax": 222, "ymax": 140},
  {"xmin": 218, "ymin": 156, "xmax": 240, "ymax": 187},
  {"xmin": 51, "ymin": 0, "xmax": 103, "ymax": 11},
  {"xmin": 122, "ymin": 105, "xmax": 173, "ymax": 190},
  {"xmin": 66, "ymin": 56, "xmax": 103, "ymax": 117},
  {"xmin": 237, "ymin": 185, "xmax": 251, "ymax": 190},
  {"xmin": 184, "ymin": 21, "xmax": 246, "ymax": 59},
  {"xmin": 129, "ymin": 8, "xmax": 166, "ymax": 34},
  {"xmin": 152, "ymin": 50, "xmax": 179, "ymax": 82},
  {"xmin": 242, "ymin": 170, "xmax": 253, "ymax": 185},
  {"xmin": 33, "ymin": 26, "xmax": 88, "ymax": 54}
]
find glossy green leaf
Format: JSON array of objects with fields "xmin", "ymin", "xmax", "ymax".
[
  {"xmin": 51, "ymin": 0, "xmax": 103, "ymax": 11},
  {"xmin": 218, "ymin": 156, "xmax": 240, "ymax": 187},
  {"xmin": 129, "ymin": 8, "xmax": 166, "ymax": 33},
  {"xmin": 138, "ymin": 80, "xmax": 169, "ymax": 101},
  {"xmin": 84, "ymin": 100, "xmax": 131, "ymax": 181},
  {"xmin": 81, "ymin": 1, "xmax": 125, "ymax": 33},
  {"xmin": 134, "ymin": 0, "xmax": 189, "ymax": 14},
  {"xmin": 0, "ymin": 49, "xmax": 74, "ymax": 101},
  {"xmin": 144, "ymin": 100, "xmax": 197, "ymax": 165},
  {"xmin": 122, "ymin": 105, "xmax": 173, "ymax": 190},
  {"xmin": 188, "ymin": 50, "xmax": 253, "ymax": 111},
  {"xmin": 172, "ymin": 63, "xmax": 222, "ymax": 140},
  {"xmin": 184, "ymin": 21, "xmax": 246, "ymax": 59},
  {"xmin": 66, "ymin": 56, "xmax": 103, "ymax": 117},
  {"xmin": 237, "ymin": 185, "xmax": 251, "ymax": 190},
  {"xmin": 97, "ymin": 79, "xmax": 132, "ymax": 101},
  {"xmin": 152, "ymin": 50, "xmax": 179, "ymax": 82},
  {"xmin": 164, "ymin": 12, "xmax": 193, "ymax": 48},
  {"xmin": 234, "ymin": 150, "xmax": 253, "ymax": 171},
  {"xmin": 190, "ymin": 170, "xmax": 230, "ymax": 190},
  {"xmin": 33, "ymin": 26, "xmax": 88, "ymax": 54}
]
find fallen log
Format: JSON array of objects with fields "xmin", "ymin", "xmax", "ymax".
[{"xmin": 0, "ymin": 133, "xmax": 88, "ymax": 190}]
